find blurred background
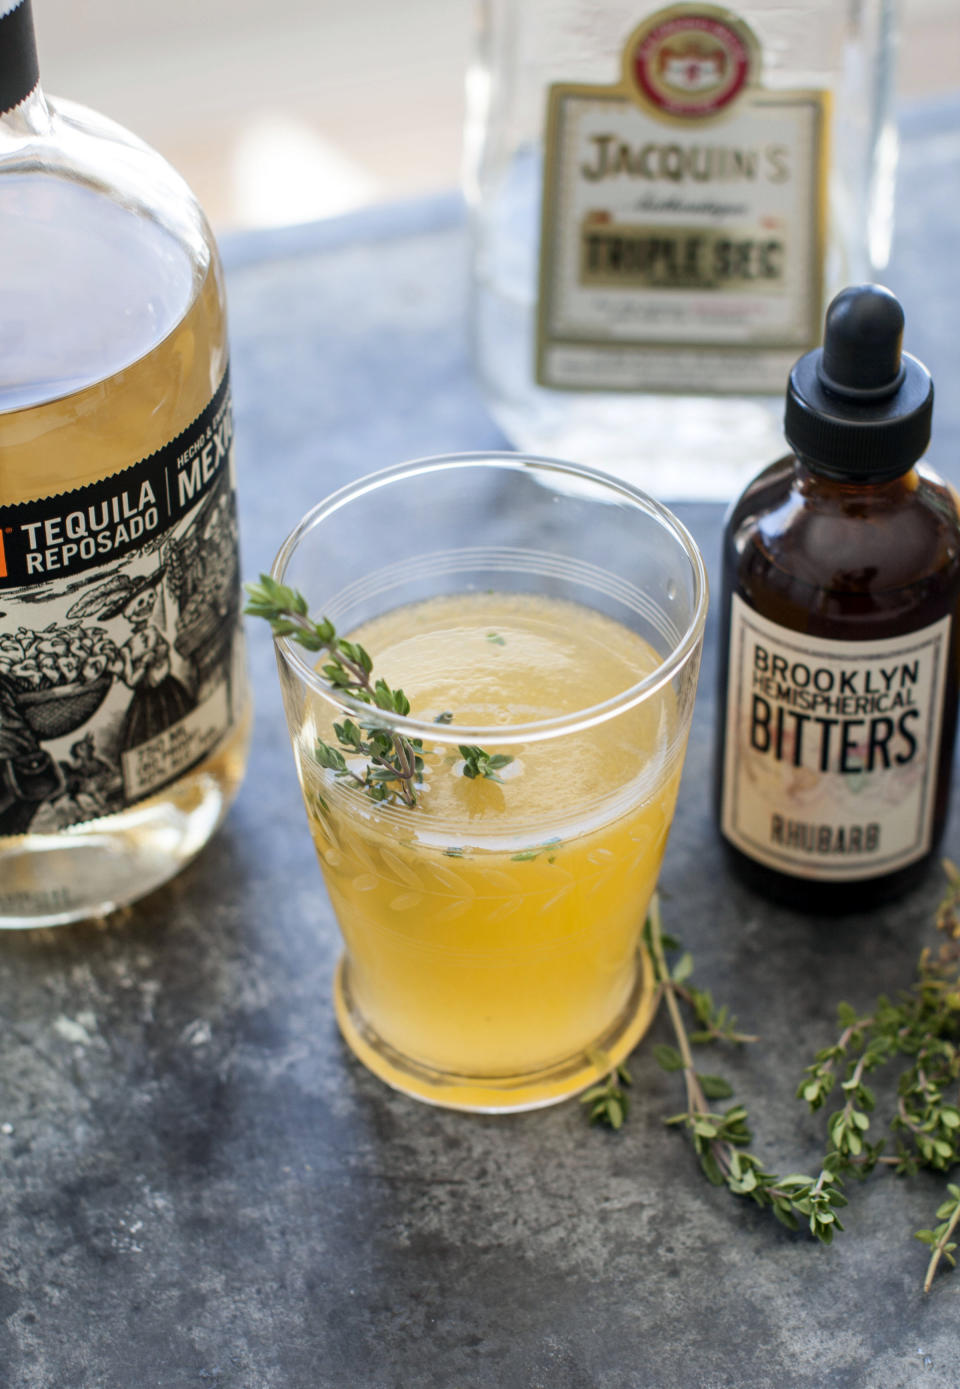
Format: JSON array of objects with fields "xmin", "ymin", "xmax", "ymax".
[{"xmin": 32, "ymin": 0, "xmax": 960, "ymax": 234}]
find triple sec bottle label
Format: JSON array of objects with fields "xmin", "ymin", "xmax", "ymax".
[
  {"xmin": 0, "ymin": 371, "xmax": 244, "ymax": 837},
  {"xmin": 537, "ymin": 4, "xmax": 828, "ymax": 394},
  {"xmin": 721, "ymin": 596, "xmax": 950, "ymax": 881}
]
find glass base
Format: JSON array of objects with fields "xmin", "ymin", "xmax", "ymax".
[{"xmin": 333, "ymin": 949, "xmax": 659, "ymax": 1114}]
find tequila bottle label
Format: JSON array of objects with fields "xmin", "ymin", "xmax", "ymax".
[
  {"xmin": 720, "ymin": 596, "xmax": 951, "ymax": 881},
  {"xmin": 0, "ymin": 371, "xmax": 244, "ymax": 835},
  {"xmin": 537, "ymin": 3, "xmax": 827, "ymax": 393}
]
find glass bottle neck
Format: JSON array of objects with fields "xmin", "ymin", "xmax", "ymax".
[
  {"xmin": 1, "ymin": 83, "xmax": 50, "ymax": 139},
  {"xmin": 793, "ymin": 453, "xmax": 917, "ymax": 498}
]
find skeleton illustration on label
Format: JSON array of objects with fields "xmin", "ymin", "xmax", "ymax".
[
  {"xmin": 68, "ymin": 566, "xmax": 196, "ymax": 748},
  {"xmin": 0, "ymin": 373, "xmax": 243, "ymax": 837}
]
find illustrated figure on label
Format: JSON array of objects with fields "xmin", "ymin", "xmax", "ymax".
[
  {"xmin": 59, "ymin": 731, "xmax": 119, "ymax": 820},
  {"xmin": 167, "ymin": 478, "xmax": 240, "ymax": 705},
  {"xmin": 0, "ymin": 669, "xmax": 63, "ymax": 835},
  {"xmin": 0, "ymin": 609, "xmax": 123, "ymax": 832},
  {"xmin": 69, "ymin": 567, "xmax": 196, "ymax": 750}
]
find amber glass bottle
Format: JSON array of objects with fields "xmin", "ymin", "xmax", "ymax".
[
  {"xmin": 0, "ymin": 1, "xmax": 250, "ymax": 927},
  {"xmin": 715, "ymin": 285, "xmax": 960, "ymax": 912}
]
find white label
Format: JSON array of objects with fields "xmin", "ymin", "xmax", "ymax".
[
  {"xmin": 121, "ymin": 684, "xmax": 229, "ymax": 802},
  {"xmin": 0, "ymin": 372, "xmax": 244, "ymax": 839},
  {"xmin": 536, "ymin": 7, "xmax": 827, "ymax": 393},
  {"xmin": 721, "ymin": 597, "xmax": 950, "ymax": 881}
]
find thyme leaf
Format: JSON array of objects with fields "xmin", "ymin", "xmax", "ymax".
[
  {"xmin": 458, "ymin": 744, "xmax": 514, "ymax": 783},
  {"xmin": 581, "ymin": 1052, "xmax": 632, "ymax": 1130}
]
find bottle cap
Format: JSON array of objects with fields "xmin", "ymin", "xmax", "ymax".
[
  {"xmin": 0, "ymin": 1, "xmax": 39, "ymax": 117},
  {"xmin": 784, "ymin": 285, "xmax": 933, "ymax": 481}
]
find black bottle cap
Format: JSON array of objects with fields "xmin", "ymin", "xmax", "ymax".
[
  {"xmin": 784, "ymin": 285, "xmax": 934, "ymax": 481},
  {"xmin": 0, "ymin": 1, "xmax": 39, "ymax": 117}
]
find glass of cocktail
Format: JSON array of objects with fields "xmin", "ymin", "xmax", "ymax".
[{"xmin": 269, "ymin": 454, "xmax": 707, "ymax": 1111}]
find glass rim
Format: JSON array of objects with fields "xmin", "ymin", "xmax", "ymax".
[{"xmin": 269, "ymin": 452, "xmax": 709, "ymax": 745}]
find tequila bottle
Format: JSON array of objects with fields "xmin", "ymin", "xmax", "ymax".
[{"xmin": 0, "ymin": 0, "xmax": 251, "ymax": 926}]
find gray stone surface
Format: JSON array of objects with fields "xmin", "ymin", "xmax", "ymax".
[{"xmin": 2, "ymin": 104, "xmax": 960, "ymax": 1388}]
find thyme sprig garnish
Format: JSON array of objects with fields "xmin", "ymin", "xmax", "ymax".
[
  {"xmin": 590, "ymin": 873, "xmax": 960, "ymax": 1291},
  {"xmin": 244, "ymin": 575, "xmax": 512, "ymax": 805}
]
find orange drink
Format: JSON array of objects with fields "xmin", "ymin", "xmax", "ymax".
[{"xmin": 272, "ymin": 456, "xmax": 706, "ymax": 1111}]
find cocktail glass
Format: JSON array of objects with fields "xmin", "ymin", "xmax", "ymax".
[{"xmin": 271, "ymin": 454, "xmax": 707, "ymax": 1112}]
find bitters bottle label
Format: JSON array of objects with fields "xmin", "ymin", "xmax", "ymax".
[
  {"xmin": 0, "ymin": 370, "xmax": 244, "ymax": 837},
  {"xmin": 721, "ymin": 596, "xmax": 950, "ymax": 881}
]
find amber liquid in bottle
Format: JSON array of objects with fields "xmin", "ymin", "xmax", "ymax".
[
  {"xmin": 0, "ymin": 177, "xmax": 252, "ymax": 928},
  {"xmin": 715, "ymin": 454, "xmax": 960, "ymax": 912},
  {"xmin": 0, "ymin": 4, "xmax": 250, "ymax": 927}
]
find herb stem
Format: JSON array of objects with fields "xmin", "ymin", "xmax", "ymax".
[
  {"xmin": 924, "ymin": 1197, "xmax": 960, "ymax": 1294},
  {"xmin": 648, "ymin": 900, "xmax": 747, "ymax": 1190},
  {"xmin": 647, "ymin": 899, "xmax": 849, "ymax": 1239},
  {"xmin": 673, "ymin": 983, "xmax": 758, "ymax": 1045},
  {"xmin": 897, "ymin": 1096, "xmax": 924, "ymax": 1136},
  {"xmin": 655, "ymin": 914, "xmax": 830, "ymax": 1202},
  {"xmin": 649, "ymin": 899, "xmax": 705, "ymax": 1113}
]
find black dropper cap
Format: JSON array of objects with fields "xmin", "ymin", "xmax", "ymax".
[{"xmin": 784, "ymin": 285, "xmax": 933, "ymax": 482}]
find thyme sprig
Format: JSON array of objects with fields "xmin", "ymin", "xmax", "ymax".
[
  {"xmin": 795, "ymin": 860, "xmax": 960, "ymax": 1292},
  {"xmin": 590, "ymin": 872, "xmax": 960, "ymax": 1291},
  {"xmin": 581, "ymin": 1053, "xmax": 632, "ymax": 1130},
  {"xmin": 244, "ymin": 575, "xmax": 512, "ymax": 806},
  {"xmin": 642, "ymin": 900, "xmax": 847, "ymax": 1241},
  {"xmin": 916, "ymin": 1185, "xmax": 960, "ymax": 1292}
]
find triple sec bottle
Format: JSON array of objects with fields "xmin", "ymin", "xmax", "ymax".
[
  {"xmin": 465, "ymin": 0, "xmax": 897, "ymax": 500},
  {"xmin": 0, "ymin": 1, "xmax": 251, "ymax": 927}
]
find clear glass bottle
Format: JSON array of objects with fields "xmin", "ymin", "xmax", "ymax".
[
  {"xmin": 464, "ymin": 0, "xmax": 898, "ymax": 500},
  {"xmin": 0, "ymin": 1, "xmax": 251, "ymax": 928}
]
